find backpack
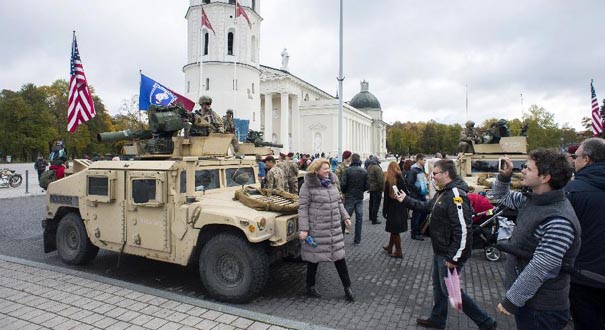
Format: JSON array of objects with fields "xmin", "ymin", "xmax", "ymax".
[{"xmin": 39, "ymin": 170, "xmax": 57, "ymax": 190}]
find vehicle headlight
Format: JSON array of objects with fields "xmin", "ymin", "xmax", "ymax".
[{"xmin": 287, "ymin": 218, "xmax": 296, "ymax": 236}]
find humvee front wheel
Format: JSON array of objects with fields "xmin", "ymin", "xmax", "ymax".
[
  {"xmin": 199, "ymin": 232, "xmax": 269, "ymax": 303},
  {"xmin": 56, "ymin": 213, "xmax": 99, "ymax": 265}
]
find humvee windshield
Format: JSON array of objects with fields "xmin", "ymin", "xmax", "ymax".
[
  {"xmin": 471, "ymin": 160, "xmax": 525, "ymax": 173},
  {"xmin": 226, "ymin": 167, "xmax": 255, "ymax": 187},
  {"xmin": 180, "ymin": 169, "xmax": 220, "ymax": 193}
]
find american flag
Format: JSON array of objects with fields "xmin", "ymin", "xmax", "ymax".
[
  {"xmin": 591, "ymin": 80, "xmax": 603, "ymax": 137},
  {"xmin": 67, "ymin": 32, "xmax": 95, "ymax": 133}
]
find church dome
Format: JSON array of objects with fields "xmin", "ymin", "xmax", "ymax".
[{"xmin": 349, "ymin": 81, "xmax": 381, "ymax": 109}]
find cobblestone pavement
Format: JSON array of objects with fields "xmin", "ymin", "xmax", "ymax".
[
  {"xmin": 0, "ymin": 192, "xmax": 525, "ymax": 330},
  {"xmin": 0, "ymin": 255, "xmax": 325, "ymax": 330}
]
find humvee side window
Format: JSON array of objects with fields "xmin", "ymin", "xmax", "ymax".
[
  {"xmin": 88, "ymin": 176, "xmax": 108, "ymax": 196},
  {"xmin": 226, "ymin": 167, "xmax": 255, "ymax": 187},
  {"xmin": 132, "ymin": 179, "xmax": 156, "ymax": 203},
  {"xmin": 196, "ymin": 170, "xmax": 219, "ymax": 191},
  {"xmin": 180, "ymin": 171, "xmax": 186, "ymax": 193}
]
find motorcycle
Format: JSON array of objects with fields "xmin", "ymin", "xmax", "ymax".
[{"xmin": 0, "ymin": 168, "xmax": 23, "ymax": 188}]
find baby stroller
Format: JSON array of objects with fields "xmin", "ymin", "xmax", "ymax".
[{"xmin": 469, "ymin": 193, "xmax": 514, "ymax": 262}]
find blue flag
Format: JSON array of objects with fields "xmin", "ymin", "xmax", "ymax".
[{"xmin": 139, "ymin": 74, "xmax": 195, "ymax": 111}]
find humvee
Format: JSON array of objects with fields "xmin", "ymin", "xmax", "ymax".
[
  {"xmin": 456, "ymin": 136, "xmax": 529, "ymax": 194},
  {"xmin": 42, "ymin": 106, "xmax": 299, "ymax": 303}
]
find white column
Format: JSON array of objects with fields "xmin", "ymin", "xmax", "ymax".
[
  {"xmin": 280, "ymin": 92, "xmax": 289, "ymax": 151},
  {"xmin": 263, "ymin": 94, "xmax": 273, "ymax": 143},
  {"xmin": 291, "ymin": 95, "xmax": 299, "ymax": 152}
]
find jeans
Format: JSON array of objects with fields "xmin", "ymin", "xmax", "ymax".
[
  {"xmin": 430, "ymin": 255, "xmax": 495, "ymax": 330},
  {"xmin": 569, "ymin": 282, "xmax": 604, "ymax": 330},
  {"xmin": 515, "ymin": 306, "xmax": 570, "ymax": 330},
  {"xmin": 369, "ymin": 191, "xmax": 382, "ymax": 222},
  {"xmin": 411, "ymin": 195, "xmax": 427, "ymax": 236},
  {"xmin": 344, "ymin": 198, "xmax": 364, "ymax": 244},
  {"xmin": 306, "ymin": 259, "xmax": 351, "ymax": 288}
]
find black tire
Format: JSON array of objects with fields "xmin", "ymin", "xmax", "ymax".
[
  {"xmin": 56, "ymin": 213, "xmax": 99, "ymax": 265},
  {"xmin": 199, "ymin": 232, "xmax": 269, "ymax": 303},
  {"xmin": 9, "ymin": 175, "xmax": 22, "ymax": 188}
]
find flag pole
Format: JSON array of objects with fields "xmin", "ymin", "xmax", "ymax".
[
  {"xmin": 520, "ymin": 93, "xmax": 524, "ymax": 121},
  {"xmin": 138, "ymin": 69, "xmax": 143, "ymax": 128},
  {"xmin": 337, "ymin": 0, "xmax": 344, "ymax": 161},
  {"xmin": 199, "ymin": 5, "xmax": 204, "ymax": 100},
  {"xmin": 233, "ymin": 1, "xmax": 238, "ymax": 114},
  {"xmin": 465, "ymin": 84, "xmax": 468, "ymax": 121}
]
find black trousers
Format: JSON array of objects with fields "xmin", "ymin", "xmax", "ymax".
[
  {"xmin": 570, "ymin": 282, "xmax": 605, "ymax": 330},
  {"xmin": 306, "ymin": 259, "xmax": 351, "ymax": 288},
  {"xmin": 369, "ymin": 191, "xmax": 382, "ymax": 222}
]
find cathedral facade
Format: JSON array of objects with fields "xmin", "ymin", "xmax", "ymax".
[{"xmin": 183, "ymin": 0, "xmax": 386, "ymax": 158}]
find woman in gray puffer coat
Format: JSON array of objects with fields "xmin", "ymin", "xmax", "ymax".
[{"xmin": 298, "ymin": 158, "xmax": 354, "ymax": 301}]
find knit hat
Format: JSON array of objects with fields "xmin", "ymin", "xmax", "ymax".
[
  {"xmin": 342, "ymin": 150, "xmax": 352, "ymax": 160},
  {"xmin": 567, "ymin": 144, "xmax": 579, "ymax": 154},
  {"xmin": 287, "ymin": 152, "xmax": 294, "ymax": 157}
]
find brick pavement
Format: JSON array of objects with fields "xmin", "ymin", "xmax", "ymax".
[{"xmin": 0, "ymin": 255, "xmax": 331, "ymax": 330}]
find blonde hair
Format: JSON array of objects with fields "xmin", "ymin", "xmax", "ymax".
[{"xmin": 307, "ymin": 158, "xmax": 330, "ymax": 173}]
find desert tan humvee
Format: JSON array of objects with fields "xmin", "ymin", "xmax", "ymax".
[{"xmin": 42, "ymin": 133, "xmax": 299, "ymax": 303}]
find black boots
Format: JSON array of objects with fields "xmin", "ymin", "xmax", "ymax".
[
  {"xmin": 344, "ymin": 287, "xmax": 355, "ymax": 301},
  {"xmin": 306, "ymin": 285, "xmax": 321, "ymax": 298}
]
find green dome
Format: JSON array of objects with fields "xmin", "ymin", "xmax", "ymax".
[{"xmin": 349, "ymin": 81, "xmax": 381, "ymax": 109}]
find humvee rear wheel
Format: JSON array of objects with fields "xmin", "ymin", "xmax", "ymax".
[
  {"xmin": 56, "ymin": 213, "xmax": 99, "ymax": 265},
  {"xmin": 199, "ymin": 232, "xmax": 269, "ymax": 303}
]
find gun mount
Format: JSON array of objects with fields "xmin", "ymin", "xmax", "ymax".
[{"xmin": 97, "ymin": 104, "xmax": 234, "ymax": 158}]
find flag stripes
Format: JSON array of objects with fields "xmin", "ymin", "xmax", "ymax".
[
  {"xmin": 591, "ymin": 80, "xmax": 603, "ymax": 137},
  {"xmin": 67, "ymin": 33, "xmax": 95, "ymax": 133}
]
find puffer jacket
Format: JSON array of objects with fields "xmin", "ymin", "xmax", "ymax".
[
  {"xmin": 367, "ymin": 161, "xmax": 385, "ymax": 192},
  {"xmin": 403, "ymin": 176, "xmax": 473, "ymax": 264},
  {"xmin": 298, "ymin": 172, "xmax": 349, "ymax": 263}
]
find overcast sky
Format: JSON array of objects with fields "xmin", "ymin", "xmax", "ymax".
[{"xmin": 1, "ymin": 0, "xmax": 604, "ymax": 130}]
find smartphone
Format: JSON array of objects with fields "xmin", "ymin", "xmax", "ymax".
[
  {"xmin": 392, "ymin": 185, "xmax": 400, "ymax": 197},
  {"xmin": 498, "ymin": 158, "xmax": 506, "ymax": 171}
]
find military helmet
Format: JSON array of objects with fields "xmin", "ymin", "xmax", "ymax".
[
  {"xmin": 226, "ymin": 109, "xmax": 234, "ymax": 115},
  {"xmin": 465, "ymin": 120, "xmax": 475, "ymax": 128},
  {"xmin": 199, "ymin": 95, "xmax": 212, "ymax": 105}
]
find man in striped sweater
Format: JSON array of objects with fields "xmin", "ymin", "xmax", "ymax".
[{"xmin": 494, "ymin": 149, "xmax": 581, "ymax": 330}]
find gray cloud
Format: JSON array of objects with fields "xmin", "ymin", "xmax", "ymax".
[{"xmin": 1, "ymin": 0, "xmax": 603, "ymax": 130}]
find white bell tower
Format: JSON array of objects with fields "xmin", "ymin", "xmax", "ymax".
[{"xmin": 183, "ymin": 0, "xmax": 262, "ymax": 130}]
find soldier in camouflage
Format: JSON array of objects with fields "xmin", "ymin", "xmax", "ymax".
[
  {"xmin": 276, "ymin": 153, "xmax": 291, "ymax": 192},
  {"xmin": 223, "ymin": 109, "xmax": 239, "ymax": 152},
  {"xmin": 286, "ymin": 152, "xmax": 300, "ymax": 194},
  {"xmin": 264, "ymin": 155, "xmax": 287, "ymax": 191},
  {"xmin": 196, "ymin": 96, "xmax": 224, "ymax": 134}
]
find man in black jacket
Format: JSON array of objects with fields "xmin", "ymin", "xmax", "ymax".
[
  {"xmin": 566, "ymin": 138, "xmax": 605, "ymax": 330},
  {"xmin": 341, "ymin": 153, "xmax": 369, "ymax": 245},
  {"xmin": 399, "ymin": 159, "xmax": 496, "ymax": 330},
  {"xmin": 406, "ymin": 154, "xmax": 428, "ymax": 240}
]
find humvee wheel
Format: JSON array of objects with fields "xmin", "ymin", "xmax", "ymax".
[
  {"xmin": 56, "ymin": 213, "xmax": 99, "ymax": 265},
  {"xmin": 199, "ymin": 232, "xmax": 269, "ymax": 303}
]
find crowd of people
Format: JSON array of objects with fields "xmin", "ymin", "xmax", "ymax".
[{"xmin": 292, "ymin": 137, "xmax": 605, "ymax": 330}]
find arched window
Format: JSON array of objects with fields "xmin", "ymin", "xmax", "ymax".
[
  {"xmin": 204, "ymin": 32, "xmax": 209, "ymax": 55},
  {"xmin": 227, "ymin": 32, "xmax": 234, "ymax": 56},
  {"xmin": 203, "ymin": 0, "xmax": 210, "ymax": 3},
  {"xmin": 206, "ymin": 78, "xmax": 210, "ymax": 91},
  {"xmin": 251, "ymin": 35, "xmax": 257, "ymax": 62},
  {"xmin": 252, "ymin": 0, "xmax": 256, "ymax": 11},
  {"xmin": 228, "ymin": 0, "xmax": 235, "ymax": 5}
]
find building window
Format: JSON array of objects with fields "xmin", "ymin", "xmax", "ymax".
[
  {"xmin": 206, "ymin": 78, "xmax": 210, "ymax": 91},
  {"xmin": 252, "ymin": 0, "xmax": 256, "ymax": 11},
  {"xmin": 228, "ymin": 0, "xmax": 235, "ymax": 4},
  {"xmin": 204, "ymin": 32, "xmax": 209, "ymax": 55},
  {"xmin": 203, "ymin": 0, "xmax": 210, "ymax": 3},
  {"xmin": 233, "ymin": 79, "xmax": 238, "ymax": 91},
  {"xmin": 253, "ymin": 112, "xmax": 256, "ymax": 121},
  {"xmin": 252, "ymin": 83, "xmax": 255, "ymax": 94},
  {"xmin": 187, "ymin": 81, "xmax": 190, "ymax": 93},
  {"xmin": 227, "ymin": 32, "xmax": 234, "ymax": 55}
]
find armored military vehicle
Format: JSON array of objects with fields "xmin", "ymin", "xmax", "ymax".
[
  {"xmin": 42, "ymin": 105, "xmax": 299, "ymax": 303},
  {"xmin": 456, "ymin": 136, "xmax": 529, "ymax": 193}
]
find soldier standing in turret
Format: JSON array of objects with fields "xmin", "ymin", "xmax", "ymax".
[
  {"xmin": 197, "ymin": 96, "xmax": 224, "ymax": 134},
  {"xmin": 458, "ymin": 120, "xmax": 481, "ymax": 154},
  {"xmin": 223, "ymin": 109, "xmax": 239, "ymax": 152}
]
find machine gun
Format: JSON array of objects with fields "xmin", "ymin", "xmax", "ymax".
[
  {"xmin": 246, "ymin": 130, "xmax": 283, "ymax": 148},
  {"xmin": 98, "ymin": 104, "xmax": 193, "ymax": 154}
]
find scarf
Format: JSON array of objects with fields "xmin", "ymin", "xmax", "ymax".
[{"xmin": 319, "ymin": 175, "xmax": 331, "ymax": 188}]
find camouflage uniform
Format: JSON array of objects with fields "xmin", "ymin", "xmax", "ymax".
[
  {"xmin": 199, "ymin": 108, "xmax": 224, "ymax": 133},
  {"xmin": 223, "ymin": 114, "xmax": 239, "ymax": 152},
  {"xmin": 276, "ymin": 161, "xmax": 291, "ymax": 192},
  {"xmin": 286, "ymin": 160, "xmax": 299, "ymax": 194},
  {"xmin": 335, "ymin": 162, "xmax": 349, "ymax": 184},
  {"xmin": 266, "ymin": 166, "xmax": 287, "ymax": 191}
]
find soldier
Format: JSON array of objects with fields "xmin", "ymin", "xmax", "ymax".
[
  {"xmin": 276, "ymin": 153, "xmax": 291, "ymax": 192},
  {"xmin": 458, "ymin": 120, "xmax": 481, "ymax": 154},
  {"xmin": 223, "ymin": 109, "xmax": 239, "ymax": 152},
  {"xmin": 264, "ymin": 155, "xmax": 287, "ymax": 191},
  {"xmin": 196, "ymin": 96, "xmax": 224, "ymax": 134},
  {"xmin": 286, "ymin": 152, "xmax": 300, "ymax": 194}
]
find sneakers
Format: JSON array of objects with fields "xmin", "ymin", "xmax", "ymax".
[{"xmin": 411, "ymin": 235, "xmax": 425, "ymax": 241}]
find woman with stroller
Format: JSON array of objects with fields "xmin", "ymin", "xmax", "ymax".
[{"xmin": 382, "ymin": 161, "xmax": 409, "ymax": 258}]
